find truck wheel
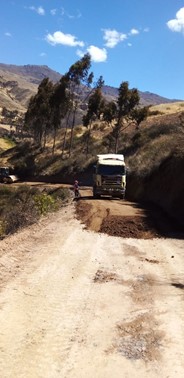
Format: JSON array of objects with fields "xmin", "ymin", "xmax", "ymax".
[{"xmin": 93, "ymin": 187, "xmax": 100, "ymax": 198}]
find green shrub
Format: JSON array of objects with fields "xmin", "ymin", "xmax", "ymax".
[
  {"xmin": 33, "ymin": 193, "xmax": 55, "ymax": 215},
  {"xmin": 50, "ymin": 188, "xmax": 70, "ymax": 202},
  {"xmin": 148, "ymin": 110, "xmax": 164, "ymax": 116},
  {"xmin": 0, "ymin": 185, "xmax": 71, "ymax": 238}
]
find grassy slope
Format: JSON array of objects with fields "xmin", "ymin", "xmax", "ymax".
[
  {"xmin": 0, "ymin": 104, "xmax": 184, "ymax": 226},
  {"xmin": 125, "ymin": 111, "xmax": 184, "ymax": 226},
  {"xmin": 151, "ymin": 102, "xmax": 184, "ymax": 115}
]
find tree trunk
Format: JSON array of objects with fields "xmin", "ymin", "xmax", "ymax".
[
  {"xmin": 43, "ymin": 127, "xmax": 47, "ymax": 149},
  {"xmin": 61, "ymin": 110, "xmax": 71, "ymax": 159},
  {"xmin": 52, "ymin": 127, "xmax": 57, "ymax": 155},
  {"xmin": 86, "ymin": 121, "xmax": 92, "ymax": 157},
  {"xmin": 115, "ymin": 135, "xmax": 118, "ymax": 154},
  {"xmin": 69, "ymin": 103, "xmax": 77, "ymax": 157}
]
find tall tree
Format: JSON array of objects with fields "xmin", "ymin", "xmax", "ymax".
[
  {"xmin": 65, "ymin": 53, "xmax": 93, "ymax": 156},
  {"xmin": 24, "ymin": 78, "xmax": 54, "ymax": 146},
  {"xmin": 114, "ymin": 81, "xmax": 140, "ymax": 153},
  {"xmin": 49, "ymin": 75, "xmax": 69, "ymax": 154},
  {"xmin": 131, "ymin": 106, "xmax": 149, "ymax": 129},
  {"xmin": 83, "ymin": 76, "xmax": 104, "ymax": 155},
  {"xmin": 102, "ymin": 101, "xmax": 117, "ymax": 127}
]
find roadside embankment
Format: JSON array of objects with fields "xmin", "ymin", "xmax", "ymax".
[{"xmin": 127, "ymin": 153, "xmax": 184, "ymax": 228}]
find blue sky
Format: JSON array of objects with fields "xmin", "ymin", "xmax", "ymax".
[{"xmin": 1, "ymin": 0, "xmax": 184, "ymax": 99}]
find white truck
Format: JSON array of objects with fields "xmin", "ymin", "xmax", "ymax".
[{"xmin": 93, "ymin": 154, "xmax": 126, "ymax": 199}]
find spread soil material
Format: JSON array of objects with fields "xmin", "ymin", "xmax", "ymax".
[
  {"xmin": 100, "ymin": 215, "xmax": 159, "ymax": 239},
  {"xmin": 75, "ymin": 200, "xmax": 160, "ymax": 239},
  {"xmin": 75, "ymin": 189, "xmax": 183, "ymax": 239}
]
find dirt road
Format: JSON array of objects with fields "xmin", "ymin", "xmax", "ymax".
[{"xmin": 0, "ymin": 189, "xmax": 184, "ymax": 377}]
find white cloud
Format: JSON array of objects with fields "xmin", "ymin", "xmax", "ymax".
[
  {"xmin": 87, "ymin": 45, "xmax": 107, "ymax": 62},
  {"xmin": 77, "ymin": 46, "xmax": 107, "ymax": 62},
  {"xmin": 37, "ymin": 6, "xmax": 45, "ymax": 15},
  {"xmin": 129, "ymin": 28, "xmax": 139, "ymax": 35},
  {"xmin": 103, "ymin": 29, "xmax": 127, "ymax": 48},
  {"xmin": 5, "ymin": 32, "xmax": 12, "ymax": 37},
  {"xmin": 61, "ymin": 7, "xmax": 65, "ymax": 16},
  {"xmin": 50, "ymin": 9, "xmax": 57, "ymax": 16},
  {"xmin": 29, "ymin": 6, "xmax": 45, "ymax": 15},
  {"xmin": 143, "ymin": 27, "xmax": 150, "ymax": 33},
  {"xmin": 40, "ymin": 52, "xmax": 47, "ymax": 57},
  {"xmin": 45, "ymin": 31, "xmax": 84, "ymax": 47},
  {"xmin": 65, "ymin": 10, "xmax": 82, "ymax": 19},
  {"xmin": 167, "ymin": 7, "xmax": 184, "ymax": 33},
  {"xmin": 59, "ymin": 7, "xmax": 81, "ymax": 19},
  {"xmin": 127, "ymin": 43, "xmax": 132, "ymax": 47}
]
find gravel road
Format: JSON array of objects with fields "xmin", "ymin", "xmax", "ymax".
[{"xmin": 0, "ymin": 193, "xmax": 184, "ymax": 378}]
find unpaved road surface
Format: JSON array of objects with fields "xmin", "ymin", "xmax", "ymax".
[{"xmin": 0, "ymin": 187, "xmax": 184, "ymax": 378}]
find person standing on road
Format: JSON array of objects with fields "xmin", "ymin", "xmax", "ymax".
[{"xmin": 74, "ymin": 180, "xmax": 80, "ymax": 198}]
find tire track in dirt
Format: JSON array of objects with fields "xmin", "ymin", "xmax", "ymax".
[{"xmin": 0, "ymin": 201, "xmax": 184, "ymax": 377}]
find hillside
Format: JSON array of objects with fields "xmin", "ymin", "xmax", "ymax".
[
  {"xmin": 0, "ymin": 63, "xmax": 184, "ymax": 229},
  {"xmin": 0, "ymin": 64, "xmax": 61, "ymax": 114},
  {"xmin": 1, "ymin": 103, "xmax": 184, "ymax": 227},
  {"xmin": 0, "ymin": 63, "xmax": 182, "ymax": 120}
]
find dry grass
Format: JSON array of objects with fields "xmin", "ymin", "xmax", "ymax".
[
  {"xmin": 150, "ymin": 101, "xmax": 184, "ymax": 115},
  {"xmin": 0, "ymin": 137, "xmax": 15, "ymax": 151},
  {"xmin": 0, "ymin": 185, "xmax": 71, "ymax": 238}
]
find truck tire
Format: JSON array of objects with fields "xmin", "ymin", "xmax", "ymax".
[{"xmin": 93, "ymin": 187, "xmax": 100, "ymax": 199}]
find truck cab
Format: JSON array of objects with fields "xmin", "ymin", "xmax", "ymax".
[{"xmin": 93, "ymin": 154, "xmax": 126, "ymax": 199}]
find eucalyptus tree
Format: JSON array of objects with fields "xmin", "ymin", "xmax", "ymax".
[
  {"xmin": 131, "ymin": 106, "xmax": 149, "ymax": 129},
  {"xmin": 64, "ymin": 53, "xmax": 94, "ymax": 156},
  {"xmin": 101, "ymin": 101, "xmax": 117, "ymax": 151},
  {"xmin": 114, "ymin": 81, "xmax": 140, "ymax": 153},
  {"xmin": 49, "ymin": 75, "xmax": 70, "ymax": 154},
  {"xmin": 82, "ymin": 76, "xmax": 104, "ymax": 155},
  {"xmin": 102, "ymin": 100, "xmax": 117, "ymax": 127},
  {"xmin": 24, "ymin": 78, "xmax": 54, "ymax": 146}
]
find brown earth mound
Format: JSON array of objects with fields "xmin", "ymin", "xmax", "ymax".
[
  {"xmin": 100, "ymin": 215, "xmax": 159, "ymax": 239},
  {"xmin": 75, "ymin": 185, "xmax": 183, "ymax": 239},
  {"xmin": 75, "ymin": 198, "xmax": 160, "ymax": 239}
]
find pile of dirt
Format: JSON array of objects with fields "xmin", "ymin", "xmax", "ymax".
[
  {"xmin": 75, "ymin": 188, "xmax": 184, "ymax": 238},
  {"xmin": 100, "ymin": 215, "xmax": 160, "ymax": 239},
  {"xmin": 75, "ymin": 200, "xmax": 161, "ymax": 239}
]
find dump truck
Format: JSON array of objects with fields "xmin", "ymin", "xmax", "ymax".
[
  {"xmin": 0, "ymin": 167, "xmax": 18, "ymax": 184},
  {"xmin": 93, "ymin": 154, "xmax": 126, "ymax": 199}
]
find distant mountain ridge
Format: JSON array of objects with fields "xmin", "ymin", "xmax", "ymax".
[
  {"xmin": 0, "ymin": 63, "xmax": 61, "ymax": 84},
  {"xmin": 102, "ymin": 85, "xmax": 180, "ymax": 106},
  {"xmin": 0, "ymin": 63, "xmax": 181, "ymax": 116}
]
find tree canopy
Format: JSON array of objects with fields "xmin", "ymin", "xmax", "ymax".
[{"xmin": 24, "ymin": 56, "xmax": 148, "ymax": 156}]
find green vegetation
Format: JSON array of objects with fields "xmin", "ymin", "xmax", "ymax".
[{"xmin": 0, "ymin": 185, "xmax": 71, "ymax": 238}]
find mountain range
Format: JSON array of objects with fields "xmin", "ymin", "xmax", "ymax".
[{"xmin": 0, "ymin": 63, "xmax": 181, "ymax": 117}]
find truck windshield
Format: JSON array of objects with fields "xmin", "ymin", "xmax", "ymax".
[{"xmin": 97, "ymin": 164, "xmax": 125, "ymax": 175}]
